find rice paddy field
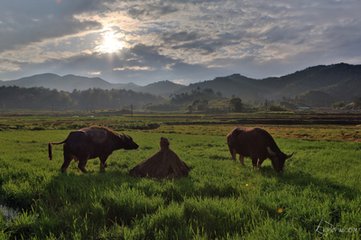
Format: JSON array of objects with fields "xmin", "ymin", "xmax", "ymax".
[{"xmin": 0, "ymin": 114, "xmax": 360, "ymax": 239}]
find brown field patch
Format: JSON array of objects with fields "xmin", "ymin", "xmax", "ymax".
[{"xmin": 154, "ymin": 124, "xmax": 361, "ymax": 142}]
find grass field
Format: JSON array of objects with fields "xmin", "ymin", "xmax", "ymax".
[{"xmin": 0, "ymin": 115, "xmax": 361, "ymax": 239}]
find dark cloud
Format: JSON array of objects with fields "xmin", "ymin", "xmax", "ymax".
[
  {"xmin": 0, "ymin": 18, "xmax": 100, "ymax": 52},
  {"xmin": 170, "ymin": 33, "xmax": 243, "ymax": 54},
  {"xmin": 127, "ymin": 3, "xmax": 178, "ymax": 19},
  {"xmin": 263, "ymin": 25, "xmax": 312, "ymax": 44},
  {"xmin": 161, "ymin": 31, "xmax": 200, "ymax": 43},
  {"xmin": 160, "ymin": 30, "xmax": 245, "ymax": 56},
  {"xmin": 0, "ymin": 0, "xmax": 106, "ymax": 52}
]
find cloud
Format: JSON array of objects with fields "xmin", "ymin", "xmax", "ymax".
[
  {"xmin": 0, "ymin": 59, "xmax": 21, "ymax": 72},
  {"xmin": 0, "ymin": 0, "xmax": 106, "ymax": 52},
  {"xmin": 4, "ymin": 43, "xmax": 223, "ymax": 84},
  {"xmin": 88, "ymin": 71, "xmax": 101, "ymax": 75},
  {"xmin": 0, "ymin": 18, "xmax": 101, "ymax": 53},
  {"xmin": 1, "ymin": 0, "xmax": 361, "ymax": 82},
  {"xmin": 126, "ymin": 3, "xmax": 178, "ymax": 19},
  {"xmin": 113, "ymin": 66, "xmax": 154, "ymax": 71},
  {"xmin": 161, "ymin": 31, "xmax": 200, "ymax": 44}
]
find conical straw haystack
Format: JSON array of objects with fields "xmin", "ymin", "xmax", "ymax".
[{"xmin": 130, "ymin": 137, "xmax": 190, "ymax": 179}]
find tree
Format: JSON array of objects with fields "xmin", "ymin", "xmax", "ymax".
[
  {"xmin": 229, "ymin": 97, "xmax": 243, "ymax": 112},
  {"xmin": 187, "ymin": 105, "xmax": 193, "ymax": 114}
]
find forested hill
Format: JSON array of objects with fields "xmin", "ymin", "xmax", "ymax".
[
  {"xmin": 176, "ymin": 63, "xmax": 361, "ymax": 102},
  {"xmin": 0, "ymin": 86, "xmax": 164, "ymax": 111}
]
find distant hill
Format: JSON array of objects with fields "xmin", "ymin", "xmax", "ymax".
[
  {"xmin": 176, "ymin": 63, "xmax": 361, "ymax": 103},
  {"xmin": 1, "ymin": 63, "xmax": 360, "ymax": 106},
  {"xmin": 1, "ymin": 73, "xmax": 116, "ymax": 92},
  {"xmin": 142, "ymin": 80, "xmax": 184, "ymax": 97},
  {"xmin": 262, "ymin": 63, "xmax": 361, "ymax": 101},
  {"xmin": 177, "ymin": 74, "xmax": 268, "ymax": 101},
  {"xmin": 0, "ymin": 74, "xmax": 184, "ymax": 97}
]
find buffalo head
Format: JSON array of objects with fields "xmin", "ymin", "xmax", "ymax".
[
  {"xmin": 267, "ymin": 147, "xmax": 293, "ymax": 172},
  {"xmin": 116, "ymin": 134, "xmax": 139, "ymax": 150}
]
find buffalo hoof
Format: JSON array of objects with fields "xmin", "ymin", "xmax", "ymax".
[{"xmin": 79, "ymin": 168, "xmax": 88, "ymax": 173}]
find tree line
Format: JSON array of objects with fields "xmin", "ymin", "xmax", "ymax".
[
  {"xmin": 0, "ymin": 86, "xmax": 164, "ymax": 111},
  {"xmin": 147, "ymin": 87, "xmax": 246, "ymax": 113},
  {"xmin": 0, "ymin": 86, "xmax": 252, "ymax": 113}
]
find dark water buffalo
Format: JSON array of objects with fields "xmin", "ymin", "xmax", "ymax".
[
  {"xmin": 227, "ymin": 127, "xmax": 293, "ymax": 172},
  {"xmin": 48, "ymin": 126, "xmax": 139, "ymax": 173}
]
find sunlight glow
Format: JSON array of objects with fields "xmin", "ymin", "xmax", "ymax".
[{"xmin": 96, "ymin": 29, "xmax": 124, "ymax": 54}]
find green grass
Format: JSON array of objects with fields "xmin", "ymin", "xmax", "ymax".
[{"xmin": 0, "ymin": 126, "xmax": 360, "ymax": 239}]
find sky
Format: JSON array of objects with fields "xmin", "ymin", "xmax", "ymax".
[{"xmin": 0, "ymin": 0, "xmax": 360, "ymax": 85}]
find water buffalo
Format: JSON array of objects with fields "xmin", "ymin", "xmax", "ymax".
[
  {"xmin": 227, "ymin": 127, "xmax": 293, "ymax": 172},
  {"xmin": 48, "ymin": 126, "xmax": 139, "ymax": 173}
]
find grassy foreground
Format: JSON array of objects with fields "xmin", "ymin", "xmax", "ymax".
[{"xmin": 0, "ymin": 127, "xmax": 360, "ymax": 239}]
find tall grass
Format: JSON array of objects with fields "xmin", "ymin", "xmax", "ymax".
[{"xmin": 0, "ymin": 126, "xmax": 360, "ymax": 239}]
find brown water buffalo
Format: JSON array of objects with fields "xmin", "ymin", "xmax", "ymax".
[
  {"xmin": 227, "ymin": 127, "xmax": 293, "ymax": 172},
  {"xmin": 48, "ymin": 126, "xmax": 139, "ymax": 173}
]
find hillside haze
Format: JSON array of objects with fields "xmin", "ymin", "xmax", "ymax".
[
  {"xmin": 1, "ymin": 73, "xmax": 115, "ymax": 92},
  {"xmin": 1, "ymin": 63, "xmax": 360, "ymax": 103},
  {"xmin": 1, "ymin": 74, "xmax": 184, "ymax": 97}
]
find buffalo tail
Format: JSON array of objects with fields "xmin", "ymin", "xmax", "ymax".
[
  {"xmin": 48, "ymin": 140, "xmax": 66, "ymax": 160},
  {"xmin": 48, "ymin": 143, "xmax": 53, "ymax": 160}
]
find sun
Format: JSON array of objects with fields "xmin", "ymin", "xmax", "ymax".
[{"xmin": 96, "ymin": 29, "xmax": 124, "ymax": 54}]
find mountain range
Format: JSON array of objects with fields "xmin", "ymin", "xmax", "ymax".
[
  {"xmin": 178, "ymin": 63, "xmax": 361, "ymax": 102},
  {"xmin": 1, "ymin": 63, "xmax": 360, "ymax": 104},
  {"xmin": 0, "ymin": 73, "xmax": 184, "ymax": 97}
]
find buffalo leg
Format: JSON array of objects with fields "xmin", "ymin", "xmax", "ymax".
[
  {"xmin": 61, "ymin": 157, "xmax": 72, "ymax": 173},
  {"xmin": 257, "ymin": 159, "xmax": 264, "ymax": 168},
  {"xmin": 99, "ymin": 156, "xmax": 108, "ymax": 172},
  {"xmin": 251, "ymin": 158, "xmax": 258, "ymax": 169},
  {"xmin": 228, "ymin": 146, "xmax": 236, "ymax": 161},
  {"xmin": 239, "ymin": 155, "xmax": 245, "ymax": 166},
  {"xmin": 61, "ymin": 151, "xmax": 72, "ymax": 173},
  {"xmin": 231, "ymin": 149, "xmax": 237, "ymax": 161},
  {"xmin": 77, "ymin": 157, "xmax": 88, "ymax": 173}
]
